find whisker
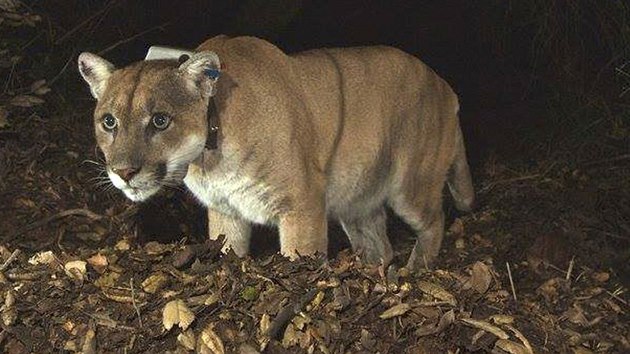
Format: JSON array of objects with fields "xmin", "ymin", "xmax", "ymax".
[{"xmin": 82, "ymin": 159, "xmax": 104, "ymax": 167}]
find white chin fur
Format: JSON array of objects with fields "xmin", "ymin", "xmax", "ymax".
[
  {"xmin": 121, "ymin": 186, "xmax": 160, "ymax": 202},
  {"xmin": 107, "ymin": 169, "xmax": 161, "ymax": 202}
]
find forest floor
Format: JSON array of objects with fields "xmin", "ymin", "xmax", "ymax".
[{"xmin": 1, "ymin": 5, "xmax": 630, "ymax": 354}]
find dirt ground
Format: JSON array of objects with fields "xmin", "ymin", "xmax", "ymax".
[{"xmin": 1, "ymin": 4, "xmax": 629, "ymax": 354}]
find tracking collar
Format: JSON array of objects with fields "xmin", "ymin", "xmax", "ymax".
[
  {"xmin": 205, "ymin": 98, "xmax": 219, "ymax": 150},
  {"xmin": 145, "ymin": 45, "xmax": 220, "ymax": 151}
]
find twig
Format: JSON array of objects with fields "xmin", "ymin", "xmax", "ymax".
[
  {"xmin": 347, "ymin": 294, "xmax": 385, "ymax": 323},
  {"xmin": 56, "ymin": 227, "xmax": 66, "ymax": 253},
  {"xmin": 565, "ymin": 256, "xmax": 575, "ymax": 282},
  {"xmin": 265, "ymin": 289, "xmax": 317, "ymax": 340},
  {"xmin": 3, "ymin": 61, "xmax": 16, "ymax": 94},
  {"xmin": 130, "ymin": 278, "xmax": 143, "ymax": 327},
  {"xmin": 581, "ymin": 154, "xmax": 630, "ymax": 168},
  {"xmin": 478, "ymin": 174, "xmax": 542, "ymax": 194},
  {"xmin": 48, "ymin": 54, "xmax": 75, "ymax": 87},
  {"xmin": 97, "ymin": 23, "xmax": 169, "ymax": 56},
  {"xmin": 607, "ymin": 287, "xmax": 628, "ymax": 307},
  {"xmin": 506, "ymin": 262, "xmax": 517, "ymax": 303},
  {"xmin": 0, "ymin": 249, "xmax": 21, "ymax": 272},
  {"xmin": 12, "ymin": 208, "xmax": 105, "ymax": 238},
  {"xmin": 54, "ymin": 0, "xmax": 119, "ymax": 45}
]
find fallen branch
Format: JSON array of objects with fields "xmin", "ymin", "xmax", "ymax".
[
  {"xmin": 130, "ymin": 278, "xmax": 143, "ymax": 328},
  {"xmin": 12, "ymin": 208, "xmax": 104, "ymax": 238},
  {"xmin": 265, "ymin": 289, "xmax": 318, "ymax": 340},
  {"xmin": 506, "ymin": 262, "xmax": 518, "ymax": 303},
  {"xmin": 0, "ymin": 249, "xmax": 20, "ymax": 272}
]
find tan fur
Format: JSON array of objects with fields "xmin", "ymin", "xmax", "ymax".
[{"xmin": 78, "ymin": 35, "xmax": 474, "ymax": 269}]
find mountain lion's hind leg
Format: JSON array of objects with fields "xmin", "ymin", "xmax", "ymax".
[
  {"xmin": 390, "ymin": 191, "xmax": 445, "ymax": 271},
  {"xmin": 339, "ymin": 207, "xmax": 393, "ymax": 266},
  {"xmin": 208, "ymin": 208, "xmax": 251, "ymax": 256}
]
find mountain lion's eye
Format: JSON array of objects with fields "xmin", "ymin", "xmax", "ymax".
[
  {"xmin": 102, "ymin": 114, "xmax": 117, "ymax": 131},
  {"xmin": 152, "ymin": 113, "xmax": 171, "ymax": 130}
]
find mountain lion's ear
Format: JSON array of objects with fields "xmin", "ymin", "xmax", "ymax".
[
  {"xmin": 78, "ymin": 52, "xmax": 115, "ymax": 100},
  {"xmin": 178, "ymin": 51, "xmax": 221, "ymax": 97}
]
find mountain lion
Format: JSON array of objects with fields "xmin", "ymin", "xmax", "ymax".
[{"xmin": 78, "ymin": 35, "xmax": 474, "ymax": 270}]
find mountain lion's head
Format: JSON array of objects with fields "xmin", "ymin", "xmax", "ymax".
[{"xmin": 78, "ymin": 52, "xmax": 220, "ymax": 201}]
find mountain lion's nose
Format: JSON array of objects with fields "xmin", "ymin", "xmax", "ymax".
[{"xmin": 113, "ymin": 167, "xmax": 140, "ymax": 182}]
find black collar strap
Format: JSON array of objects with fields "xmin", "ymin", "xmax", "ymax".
[{"xmin": 205, "ymin": 98, "xmax": 219, "ymax": 150}]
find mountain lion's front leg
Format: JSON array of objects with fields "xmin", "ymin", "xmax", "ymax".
[
  {"xmin": 279, "ymin": 207, "xmax": 328, "ymax": 259},
  {"xmin": 208, "ymin": 208, "xmax": 251, "ymax": 256}
]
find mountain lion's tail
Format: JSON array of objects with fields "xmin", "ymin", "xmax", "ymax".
[{"xmin": 447, "ymin": 126, "xmax": 475, "ymax": 212}]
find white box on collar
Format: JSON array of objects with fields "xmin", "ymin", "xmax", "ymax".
[{"xmin": 145, "ymin": 46, "xmax": 195, "ymax": 61}]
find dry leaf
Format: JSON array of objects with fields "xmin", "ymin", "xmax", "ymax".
[
  {"xmin": 64, "ymin": 260, "xmax": 87, "ymax": 281},
  {"xmin": 10, "ymin": 94, "xmax": 44, "ymax": 107},
  {"xmin": 505, "ymin": 324, "xmax": 534, "ymax": 354},
  {"xmin": 94, "ymin": 272, "xmax": 120, "ymax": 288},
  {"xmin": 2, "ymin": 290, "xmax": 16, "ymax": 326},
  {"xmin": 144, "ymin": 241, "xmax": 172, "ymax": 255},
  {"xmin": 460, "ymin": 318, "xmax": 509, "ymax": 339},
  {"xmin": 565, "ymin": 304, "xmax": 588, "ymax": 326},
  {"xmin": 308, "ymin": 291, "xmax": 325, "ymax": 310},
  {"xmin": 204, "ymin": 293, "xmax": 220, "ymax": 306},
  {"xmin": 436, "ymin": 309, "xmax": 455, "ymax": 332},
  {"xmin": 142, "ymin": 273, "xmax": 169, "ymax": 294},
  {"xmin": 23, "ymin": 13, "xmax": 42, "ymax": 27},
  {"xmin": 81, "ymin": 327, "xmax": 97, "ymax": 354},
  {"xmin": 177, "ymin": 329, "xmax": 196, "ymax": 351},
  {"xmin": 470, "ymin": 262, "xmax": 492, "ymax": 294},
  {"xmin": 494, "ymin": 339, "xmax": 529, "ymax": 354},
  {"xmin": 115, "ymin": 239, "xmax": 130, "ymax": 251},
  {"xmin": 379, "ymin": 303, "xmax": 411, "ymax": 319},
  {"xmin": 33, "ymin": 86, "xmax": 51, "ymax": 95},
  {"xmin": 0, "ymin": 0, "xmax": 19, "ymax": 12},
  {"xmin": 415, "ymin": 309, "xmax": 455, "ymax": 337},
  {"xmin": 29, "ymin": 79, "xmax": 47, "ymax": 92},
  {"xmin": 360, "ymin": 329, "xmax": 376, "ymax": 349},
  {"xmin": 281, "ymin": 323, "xmax": 300, "ymax": 348},
  {"xmin": 28, "ymin": 251, "xmax": 56, "ymax": 265},
  {"xmin": 163, "ymin": 299, "xmax": 195, "ymax": 331},
  {"xmin": 87, "ymin": 253, "xmax": 108, "ymax": 274},
  {"xmin": 489, "ymin": 314, "xmax": 514, "ymax": 325},
  {"xmin": 592, "ymin": 272, "xmax": 609, "ymax": 282},
  {"xmin": 63, "ymin": 340, "xmax": 78, "ymax": 352},
  {"xmin": 259, "ymin": 313, "xmax": 271, "ymax": 334},
  {"xmin": 198, "ymin": 323, "xmax": 225, "ymax": 354},
  {"xmin": 417, "ymin": 281, "xmax": 457, "ymax": 306},
  {"xmin": 449, "ymin": 218, "xmax": 465, "ymax": 235}
]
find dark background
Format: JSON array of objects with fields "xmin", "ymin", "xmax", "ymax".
[{"xmin": 24, "ymin": 0, "xmax": 629, "ymax": 163}]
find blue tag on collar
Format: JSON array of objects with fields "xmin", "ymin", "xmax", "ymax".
[{"xmin": 204, "ymin": 68, "xmax": 221, "ymax": 80}]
